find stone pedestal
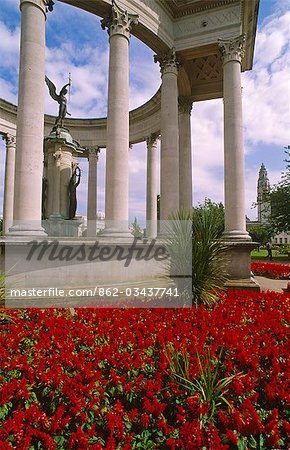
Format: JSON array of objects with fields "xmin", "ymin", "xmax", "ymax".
[
  {"xmin": 223, "ymin": 241, "xmax": 260, "ymax": 291},
  {"xmin": 4, "ymin": 238, "xmax": 176, "ymax": 307},
  {"xmin": 42, "ymin": 127, "xmax": 83, "ymax": 237},
  {"xmin": 43, "ymin": 128, "xmax": 79, "ymax": 219}
]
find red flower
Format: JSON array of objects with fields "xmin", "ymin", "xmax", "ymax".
[{"xmin": 226, "ymin": 429, "xmax": 238, "ymax": 444}]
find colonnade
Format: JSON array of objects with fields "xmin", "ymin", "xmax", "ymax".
[{"xmin": 3, "ymin": 0, "xmax": 249, "ymax": 244}]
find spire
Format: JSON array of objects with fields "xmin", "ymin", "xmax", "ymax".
[{"xmin": 257, "ymin": 163, "xmax": 270, "ymax": 224}]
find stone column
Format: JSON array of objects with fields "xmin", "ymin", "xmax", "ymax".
[
  {"xmin": 178, "ymin": 97, "xmax": 193, "ymax": 210},
  {"xmin": 2, "ymin": 134, "xmax": 16, "ymax": 234},
  {"xmin": 9, "ymin": 0, "xmax": 50, "ymax": 235},
  {"xmin": 87, "ymin": 148, "xmax": 100, "ymax": 237},
  {"xmin": 154, "ymin": 48, "xmax": 180, "ymax": 220},
  {"xmin": 101, "ymin": 2, "xmax": 138, "ymax": 235},
  {"xmin": 146, "ymin": 134, "xmax": 159, "ymax": 238},
  {"xmin": 218, "ymin": 35, "xmax": 250, "ymax": 241}
]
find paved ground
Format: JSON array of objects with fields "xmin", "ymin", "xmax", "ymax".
[{"xmin": 255, "ymin": 276, "xmax": 289, "ymax": 293}]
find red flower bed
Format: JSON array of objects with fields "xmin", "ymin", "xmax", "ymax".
[
  {"xmin": 251, "ymin": 262, "xmax": 290, "ymax": 279},
  {"xmin": 0, "ymin": 291, "xmax": 289, "ymax": 449}
]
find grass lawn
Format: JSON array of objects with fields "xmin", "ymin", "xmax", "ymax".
[{"xmin": 251, "ymin": 249, "xmax": 289, "ymax": 262}]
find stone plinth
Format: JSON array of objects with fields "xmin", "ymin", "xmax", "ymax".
[
  {"xmin": 3, "ymin": 237, "xmax": 186, "ymax": 307},
  {"xmin": 42, "ymin": 217, "xmax": 84, "ymax": 238},
  {"xmin": 223, "ymin": 241, "xmax": 260, "ymax": 291},
  {"xmin": 42, "ymin": 128, "xmax": 84, "ymax": 237}
]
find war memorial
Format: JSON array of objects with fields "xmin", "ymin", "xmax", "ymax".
[{"xmin": 0, "ymin": 0, "xmax": 261, "ymax": 303}]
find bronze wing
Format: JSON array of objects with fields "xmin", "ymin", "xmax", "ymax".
[{"xmin": 45, "ymin": 75, "xmax": 59, "ymax": 102}]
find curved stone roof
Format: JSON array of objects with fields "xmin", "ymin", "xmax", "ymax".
[
  {"xmin": 0, "ymin": 89, "xmax": 161, "ymax": 148},
  {"xmin": 0, "ymin": 0, "xmax": 259, "ymax": 144}
]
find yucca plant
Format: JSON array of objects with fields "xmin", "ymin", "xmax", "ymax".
[
  {"xmin": 165, "ymin": 206, "xmax": 228, "ymax": 307},
  {"xmin": 191, "ymin": 207, "xmax": 228, "ymax": 306},
  {"xmin": 162, "ymin": 209, "xmax": 193, "ymax": 304},
  {"xmin": 165, "ymin": 344, "xmax": 240, "ymax": 428}
]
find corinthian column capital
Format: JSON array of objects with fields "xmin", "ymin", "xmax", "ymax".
[
  {"xmin": 20, "ymin": 0, "xmax": 52, "ymax": 14},
  {"xmin": 178, "ymin": 97, "xmax": 193, "ymax": 115},
  {"xmin": 88, "ymin": 147, "xmax": 100, "ymax": 161},
  {"xmin": 154, "ymin": 48, "xmax": 180, "ymax": 76},
  {"xmin": 146, "ymin": 133, "xmax": 160, "ymax": 148},
  {"xmin": 101, "ymin": 0, "xmax": 138, "ymax": 41},
  {"xmin": 218, "ymin": 34, "xmax": 246, "ymax": 64},
  {"xmin": 2, "ymin": 134, "xmax": 16, "ymax": 147}
]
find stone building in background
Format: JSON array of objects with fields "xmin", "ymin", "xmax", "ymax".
[{"xmin": 247, "ymin": 163, "xmax": 290, "ymax": 245}]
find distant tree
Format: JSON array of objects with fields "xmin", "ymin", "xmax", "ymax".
[
  {"xmin": 269, "ymin": 147, "xmax": 290, "ymax": 233},
  {"xmin": 194, "ymin": 198, "xmax": 225, "ymax": 238},
  {"xmin": 247, "ymin": 223, "xmax": 272, "ymax": 244}
]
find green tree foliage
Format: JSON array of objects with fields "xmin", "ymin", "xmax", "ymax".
[
  {"xmin": 247, "ymin": 223, "xmax": 273, "ymax": 244},
  {"xmin": 270, "ymin": 147, "xmax": 290, "ymax": 233},
  {"xmin": 194, "ymin": 198, "xmax": 225, "ymax": 238}
]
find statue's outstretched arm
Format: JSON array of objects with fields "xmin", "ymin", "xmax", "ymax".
[{"xmin": 60, "ymin": 83, "xmax": 70, "ymax": 93}]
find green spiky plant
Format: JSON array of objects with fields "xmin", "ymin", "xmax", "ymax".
[
  {"xmin": 191, "ymin": 207, "xmax": 228, "ymax": 306},
  {"xmin": 165, "ymin": 206, "xmax": 228, "ymax": 307},
  {"xmin": 165, "ymin": 344, "xmax": 240, "ymax": 428}
]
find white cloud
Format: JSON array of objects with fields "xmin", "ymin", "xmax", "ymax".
[
  {"xmin": 0, "ymin": 77, "xmax": 17, "ymax": 104},
  {"xmin": 191, "ymin": 99, "xmax": 224, "ymax": 170},
  {"xmin": 242, "ymin": 10, "xmax": 290, "ymax": 147},
  {"xmin": 0, "ymin": 0, "xmax": 19, "ymax": 11},
  {"xmin": 129, "ymin": 56, "xmax": 160, "ymax": 110},
  {"xmin": 0, "ymin": 20, "xmax": 20, "ymax": 70},
  {"xmin": 45, "ymin": 43, "xmax": 109, "ymax": 118}
]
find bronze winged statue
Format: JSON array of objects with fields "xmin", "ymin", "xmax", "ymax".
[
  {"xmin": 68, "ymin": 165, "xmax": 81, "ymax": 219},
  {"xmin": 45, "ymin": 76, "xmax": 71, "ymax": 128}
]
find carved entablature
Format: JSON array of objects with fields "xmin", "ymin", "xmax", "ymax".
[
  {"xmin": 173, "ymin": 4, "xmax": 240, "ymax": 51},
  {"xmin": 178, "ymin": 97, "xmax": 193, "ymax": 115},
  {"xmin": 159, "ymin": 0, "xmax": 238, "ymax": 18},
  {"xmin": 101, "ymin": 0, "xmax": 139, "ymax": 41},
  {"xmin": 154, "ymin": 48, "xmax": 180, "ymax": 76},
  {"xmin": 218, "ymin": 34, "xmax": 246, "ymax": 64}
]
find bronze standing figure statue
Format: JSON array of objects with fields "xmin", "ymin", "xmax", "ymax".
[
  {"xmin": 68, "ymin": 166, "xmax": 81, "ymax": 219},
  {"xmin": 45, "ymin": 75, "xmax": 71, "ymax": 128},
  {"xmin": 42, "ymin": 176, "xmax": 48, "ymax": 220}
]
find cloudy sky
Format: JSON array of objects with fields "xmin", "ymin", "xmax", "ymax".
[{"xmin": 0, "ymin": 0, "xmax": 289, "ymax": 224}]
